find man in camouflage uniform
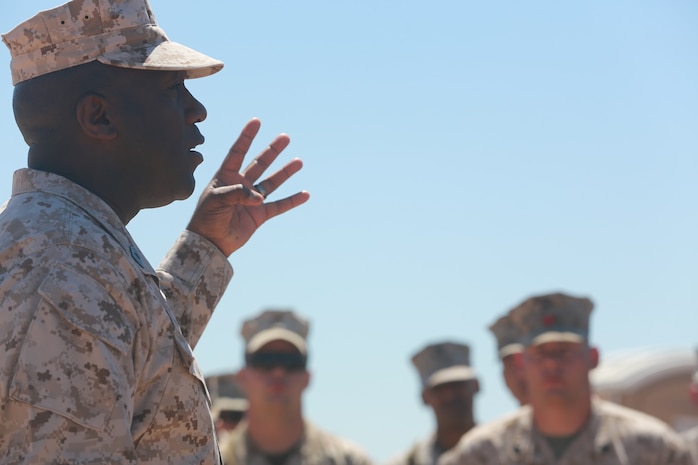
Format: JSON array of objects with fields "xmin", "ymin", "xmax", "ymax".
[
  {"xmin": 439, "ymin": 292, "xmax": 693, "ymax": 465},
  {"xmin": 0, "ymin": 1, "xmax": 308, "ymax": 463},
  {"xmin": 219, "ymin": 309, "xmax": 373, "ymax": 465},
  {"xmin": 387, "ymin": 342, "xmax": 479, "ymax": 465},
  {"xmin": 212, "ymin": 391, "xmax": 249, "ymax": 443},
  {"xmin": 489, "ymin": 314, "xmax": 528, "ymax": 406}
]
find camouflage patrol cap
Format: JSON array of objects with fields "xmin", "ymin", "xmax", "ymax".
[
  {"xmin": 212, "ymin": 396, "xmax": 248, "ymax": 419},
  {"xmin": 508, "ymin": 292, "xmax": 593, "ymax": 346},
  {"xmin": 411, "ymin": 341, "xmax": 476, "ymax": 389},
  {"xmin": 2, "ymin": 0, "xmax": 224, "ymax": 86},
  {"xmin": 241, "ymin": 309, "xmax": 309, "ymax": 355},
  {"xmin": 489, "ymin": 314, "xmax": 524, "ymax": 359}
]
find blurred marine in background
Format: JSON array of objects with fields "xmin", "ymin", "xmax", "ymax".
[
  {"xmin": 489, "ymin": 314, "xmax": 528, "ymax": 406},
  {"xmin": 439, "ymin": 292, "xmax": 693, "ymax": 465},
  {"xmin": 219, "ymin": 309, "xmax": 373, "ymax": 465},
  {"xmin": 387, "ymin": 342, "xmax": 479, "ymax": 465}
]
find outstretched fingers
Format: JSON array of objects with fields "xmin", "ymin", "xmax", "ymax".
[
  {"xmin": 263, "ymin": 191, "xmax": 311, "ymax": 221},
  {"xmin": 242, "ymin": 133, "xmax": 291, "ymax": 183},
  {"xmin": 251, "ymin": 158, "xmax": 304, "ymax": 201},
  {"xmin": 217, "ymin": 118, "xmax": 262, "ymax": 179}
]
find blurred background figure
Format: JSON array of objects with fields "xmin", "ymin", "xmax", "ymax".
[
  {"xmin": 212, "ymin": 396, "xmax": 248, "ymax": 441},
  {"xmin": 219, "ymin": 309, "xmax": 373, "ymax": 465},
  {"xmin": 440, "ymin": 292, "xmax": 692, "ymax": 465},
  {"xmin": 206, "ymin": 372, "xmax": 249, "ymax": 441},
  {"xmin": 681, "ymin": 352, "xmax": 698, "ymax": 463},
  {"xmin": 387, "ymin": 342, "xmax": 479, "ymax": 465},
  {"xmin": 489, "ymin": 314, "xmax": 528, "ymax": 406}
]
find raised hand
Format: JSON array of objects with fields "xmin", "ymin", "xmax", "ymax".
[{"xmin": 186, "ymin": 118, "xmax": 309, "ymax": 256}]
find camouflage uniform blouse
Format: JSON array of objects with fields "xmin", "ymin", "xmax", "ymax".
[
  {"xmin": 219, "ymin": 421, "xmax": 373, "ymax": 465},
  {"xmin": 438, "ymin": 400, "xmax": 693, "ymax": 465},
  {"xmin": 0, "ymin": 169, "xmax": 233, "ymax": 464}
]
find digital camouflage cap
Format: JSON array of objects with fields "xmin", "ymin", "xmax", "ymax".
[
  {"xmin": 489, "ymin": 313, "xmax": 524, "ymax": 359},
  {"xmin": 2, "ymin": 0, "xmax": 224, "ymax": 85},
  {"xmin": 241, "ymin": 309, "xmax": 310, "ymax": 355},
  {"xmin": 508, "ymin": 292, "xmax": 593, "ymax": 347},
  {"xmin": 412, "ymin": 341, "xmax": 476, "ymax": 389}
]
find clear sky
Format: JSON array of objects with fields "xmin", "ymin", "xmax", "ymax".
[{"xmin": 2, "ymin": 1, "xmax": 698, "ymax": 462}]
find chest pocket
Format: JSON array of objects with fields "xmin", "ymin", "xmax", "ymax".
[{"xmin": 9, "ymin": 263, "xmax": 134, "ymax": 431}]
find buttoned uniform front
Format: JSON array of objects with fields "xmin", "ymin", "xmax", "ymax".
[
  {"xmin": 220, "ymin": 421, "xmax": 373, "ymax": 465},
  {"xmin": 0, "ymin": 169, "xmax": 233, "ymax": 464},
  {"xmin": 438, "ymin": 399, "xmax": 693, "ymax": 465}
]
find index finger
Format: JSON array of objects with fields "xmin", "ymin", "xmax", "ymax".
[{"xmin": 215, "ymin": 118, "xmax": 262, "ymax": 179}]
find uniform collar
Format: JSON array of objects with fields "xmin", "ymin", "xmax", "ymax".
[
  {"xmin": 12, "ymin": 168, "xmax": 157, "ymax": 278},
  {"xmin": 508, "ymin": 399, "xmax": 616, "ymax": 463}
]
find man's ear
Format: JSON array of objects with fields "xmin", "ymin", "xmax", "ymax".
[
  {"xmin": 421, "ymin": 388, "xmax": 430, "ymax": 406},
  {"xmin": 470, "ymin": 378, "xmax": 481, "ymax": 395},
  {"xmin": 76, "ymin": 93, "xmax": 117, "ymax": 140},
  {"xmin": 589, "ymin": 346, "xmax": 600, "ymax": 369}
]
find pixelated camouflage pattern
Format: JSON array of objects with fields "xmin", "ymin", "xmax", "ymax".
[
  {"xmin": 242, "ymin": 309, "xmax": 310, "ymax": 355},
  {"xmin": 439, "ymin": 400, "xmax": 693, "ymax": 465},
  {"xmin": 411, "ymin": 342, "xmax": 476, "ymax": 388},
  {"xmin": 0, "ymin": 169, "xmax": 233, "ymax": 464},
  {"xmin": 2, "ymin": 0, "xmax": 223, "ymax": 85},
  {"xmin": 386, "ymin": 435, "xmax": 447, "ymax": 465},
  {"xmin": 219, "ymin": 421, "xmax": 374, "ymax": 465},
  {"xmin": 488, "ymin": 314, "xmax": 524, "ymax": 359},
  {"xmin": 507, "ymin": 292, "xmax": 593, "ymax": 347}
]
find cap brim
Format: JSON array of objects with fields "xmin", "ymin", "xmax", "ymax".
[
  {"xmin": 530, "ymin": 331, "xmax": 585, "ymax": 346},
  {"xmin": 246, "ymin": 328, "xmax": 307, "ymax": 355},
  {"xmin": 212, "ymin": 398, "xmax": 248, "ymax": 416},
  {"xmin": 425, "ymin": 366, "xmax": 476, "ymax": 388},
  {"xmin": 498, "ymin": 343, "xmax": 524, "ymax": 359},
  {"xmin": 98, "ymin": 40, "xmax": 224, "ymax": 79}
]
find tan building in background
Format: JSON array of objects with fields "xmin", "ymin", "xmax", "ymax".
[{"xmin": 591, "ymin": 346, "xmax": 698, "ymax": 432}]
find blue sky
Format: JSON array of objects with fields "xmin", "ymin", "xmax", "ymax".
[{"xmin": 2, "ymin": 1, "xmax": 697, "ymax": 462}]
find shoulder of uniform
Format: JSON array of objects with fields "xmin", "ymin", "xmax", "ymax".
[
  {"xmin": 468, "ymin": 405, "xmax": 530, "ymax": 441},
  {"xmin": 595, "ymin": 399, "xmax": 677, "ymax": 433},
  {"xmin": 443, "ymin": 404, "xmax": 530, "ymax": 464},
  {"xmin": 304, "ymin": 422, "xmax": 373, "ymax": 465},
  {"xmin": 594, "ymin": 399, "xmax": 688, "ymax": 452}
]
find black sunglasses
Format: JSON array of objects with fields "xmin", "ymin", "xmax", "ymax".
[{"xmin": 245, "ymin": 352, "xmax": 307, "ymax": 372}]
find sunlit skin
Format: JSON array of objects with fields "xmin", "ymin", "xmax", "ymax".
[
  {"xmin": 237, "ymin": 340, "xmax": 310, "ymax": 454},
  {"xmin": 422, "ymin": 380, "xmax": 479, "ymax": 450},
  {"xmin": 522, "ymin": 341, "xmax": 599, "ymax": 436},
  {"xmin": 502, "ymin": 353, "xmax": 528, "ymax": 406},
  {"xmin": 14, "ymin": 62, "xmax": 309, "ymax": 254}
]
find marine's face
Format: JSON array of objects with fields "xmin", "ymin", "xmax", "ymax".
[
  {"xmin": 238, "ymin": 340, "xmax": 309, "ymax": 408},
  {"xmin": 106, "ymin": 68, "xmax": 207, "ymax": 208},
  {"xmin": 423, "ymin": 380, "xmax": 477, "ymax": 427},
  {"xmin": 522, "ymin": 341, "xmax": 598, "ymax": 406},
  {"xmin": 502, "ymin": 353, "xmax": 528, "ymax": 405}
]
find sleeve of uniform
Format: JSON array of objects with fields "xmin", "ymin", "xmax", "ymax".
[{"xmin": 157, "ymin": 230, "xmax": 233, "ymax": 348}]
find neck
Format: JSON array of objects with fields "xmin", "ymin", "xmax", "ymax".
[
  {"xmin": 246, "ymin": 408, "xmax": 305, "ymax": 455},
  {"xmin": 435, "ymin": 419, "xmax": 475, "ymax": 451},
  {"xmin": 532, "ymin": 396, "xmax": 592, "ymax": 436}
]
